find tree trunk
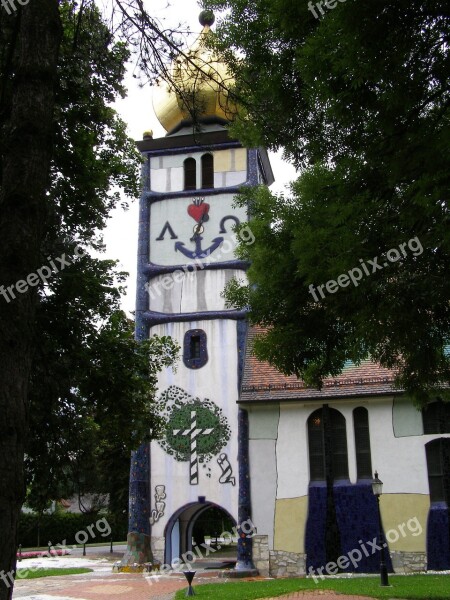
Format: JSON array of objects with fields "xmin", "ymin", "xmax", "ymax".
[{"xmin": 0, "ymin": 3, "xmax": 61, "ymax": 599}]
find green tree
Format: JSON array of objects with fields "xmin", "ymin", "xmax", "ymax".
[
  {"xmin": 26, "ymin": 308, "xmax": 178, "ymax": 525},
  {"xmin": 23, "ymin": 0, "xmax": 179, "ymax": 527},
  {"xmin": 0, "ymin": 2, "xmax": 184, "ymax": 595},
  {"xmin": 0, "ymin": 3, "xmax": 62, "ymax": 595},
  {"xmin": 204, "ymin": 0, "xmax": 450, "ymax": 404}
]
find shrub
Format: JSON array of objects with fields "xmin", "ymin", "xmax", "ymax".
[{"xmin": 18, "ymin": 512, "xmax": 127, "ymax": 548}]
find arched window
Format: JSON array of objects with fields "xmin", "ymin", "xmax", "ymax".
[
  {"xmin": 201, "ymin": 153, "xmax": 214, "ymax": 189},
  {"xmin": 308, "ymin": 406, "xmax": 349, "ymax": 482},
  {"xmin": 422, "ymin": 400, "xmax": 450, "ymax": 434},
  {"xmin": 353, "ymin": 407, "xmax": 372, "ymax": 479},
  {"xmin": 425, "ymin": 438, "xmax": 450, "ymax": 503},
  {"xmin": 184, "ymin": 157, "xmax": 197, "ymax": 190}
]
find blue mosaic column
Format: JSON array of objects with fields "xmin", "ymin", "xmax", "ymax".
[
  {"xmin": 120, "ymin": 443, "xmax": 152, "ymax": 565},
  {"xmin": 235, "ymin": 407, "xmax": 257, "ymax": 572},
  {"xmin": 120, "ymin": 154, "xmax": 153, "ymax": 567}
]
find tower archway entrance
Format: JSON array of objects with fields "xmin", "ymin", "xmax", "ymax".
[{"xmin": 164, "ymin": 501, "xmax": 236, "ymax": 565}]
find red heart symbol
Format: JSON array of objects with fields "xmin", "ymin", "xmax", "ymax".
[{"xmin": 188, "ymin": 202, "xmax": 210, "ymax": 223}]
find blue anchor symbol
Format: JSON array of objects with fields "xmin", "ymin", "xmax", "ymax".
[{"xmin": 175, "ymin": 235, "xmax": 224, "ymax": 260}]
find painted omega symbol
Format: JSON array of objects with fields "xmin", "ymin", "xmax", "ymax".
[{"xmin": 155, "ymin": 198, "xmax": 241, "ymax": 261}]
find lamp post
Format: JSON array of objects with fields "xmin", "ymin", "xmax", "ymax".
[{"xmin": 371, "ymin": 471, "xmax": 389, "ymax": 586}]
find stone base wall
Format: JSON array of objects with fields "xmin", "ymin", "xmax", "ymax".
[
  {"xmin": 253, "ymin": 535, "xmax": 427, "ymax": 577},
  {"xmin": 253, "ymin": 535, "xmax": 270, "ymax": 575},
  {"xmin": 252, "ymin": 535, "xmax": 306, "ymax": 577},
  {"xmin": 150, "ymin": 535, "xmax": 165, "ymax": 564},
  {"xmin": 269, "ymin": 549, "xmax": 307, "ymax": 578},
  {"xmin": 390, "ymin": 551, "xmax": 427, "ymax": 573}
]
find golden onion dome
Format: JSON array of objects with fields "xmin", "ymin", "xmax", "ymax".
[{"xmin": 153, "ymin": 11, "xmax": 235, "ymax": 133}]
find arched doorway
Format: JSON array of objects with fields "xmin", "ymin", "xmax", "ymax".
[{"xmin": 164, "ymin": 501, "xmax": 236, "ymax": 565}]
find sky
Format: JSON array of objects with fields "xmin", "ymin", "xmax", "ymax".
[{"xmin": 105, "ymin": 0, "xmax": 297, "ymax": 315}]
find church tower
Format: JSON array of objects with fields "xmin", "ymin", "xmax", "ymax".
[{"xmin": 124, "ymin": 11, "xmax": 274, "ymax": 569}]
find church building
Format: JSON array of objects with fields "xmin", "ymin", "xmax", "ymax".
[{"xmin": 123, "ymin": 12, "xmax": 450, "ymax": 578}]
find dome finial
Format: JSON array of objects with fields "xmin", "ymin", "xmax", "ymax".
[{"xmin": 199, "ymin": 9, "xmax": 215, "ymax": 27}]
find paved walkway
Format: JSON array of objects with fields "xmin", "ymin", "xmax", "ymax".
[
  {"xmin": 13, "ymin": 572, "xmax": 375, "ymax": 600},
  {"xmin": 11, "ymin": 555, "xmax": 381, "ymax": 600}
]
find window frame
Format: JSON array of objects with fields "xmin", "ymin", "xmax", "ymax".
[{"xmin": 183, "ymin": 329, "xmax": 208, "ymax": 369}]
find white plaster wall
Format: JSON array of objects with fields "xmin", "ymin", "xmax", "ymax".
[
  {"xmin": 273, "ymin": 398, "xmax": 446, "ymax": 500},
  {"xmin": 368, "ymin": 398, "xmax": 449, "ymax": 494},
  {"xmin": 149, "ymin": 194, "xmax": 248, "ymax": 266},
  {"xmin": 148, "ymin": 269, "xmax": 245, "ymax": 314},
  {"xmin": 249, "ymin": 439, "xmax": 277, "ymax": 548},
  {"xmin": 150, "ymin": 148, "xmax": 247, "ymax": 193},
  {"xmin": 276, "ymin": 404, "xmax": 310, "ymax": 499},
  {"xmin": 148, "ymin": 319, "xmax": 240, "ymax": 536}
]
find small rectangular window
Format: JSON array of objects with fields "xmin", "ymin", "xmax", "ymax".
[{"xmin": 190, "ymin": 336, "xmax": 201, "ymax": 360}]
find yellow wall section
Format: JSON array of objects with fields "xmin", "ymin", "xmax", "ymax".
[
  {"xmin": 214, "ymin": 148, "xmax": 247, "ymax": 173},
  {"xmin": 274, "ymin": 497, "xmax": 308, "ymax": 553},
  {"xmin": 379, "ymin": 494, "xmax": 429, "ymax": 552}
]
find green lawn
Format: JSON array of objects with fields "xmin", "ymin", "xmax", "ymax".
[
  {"xmin": 174, "ymin": 574, "xmax": 450, "ymax": 600},
  {"xmin": 17, "ymin": 568, "xmax": 92, "ymax": 580}
]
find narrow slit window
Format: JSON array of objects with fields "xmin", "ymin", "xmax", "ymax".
[
  {"xmin": 423, "ymin": 400, "xmax": 450, "ymax": 434},
  {"xmin": 184, "ymin": 157, "xmax": 197, "ymax": 190},
  {"xmin": 201, "ymin": 153, "xmax": 214, "ymax": 189},
  {"xmin": 353, "ymin": 407, "xmax": 373, "ymax": 479},
  {"xmin": 425, "ymin": 438, "xmax": 450, "ymax": 503}
]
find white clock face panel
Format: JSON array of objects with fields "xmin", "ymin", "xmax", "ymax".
[{"xmin": 149, "ymin": 193, "xmax": 248, "ymax": 266}]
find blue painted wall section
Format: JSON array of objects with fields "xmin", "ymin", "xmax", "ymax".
[
  {"xmin": 237, "ymin": 319, "xmax": 248, "ymax": 391},
  {"xmin": 305, "ymin": 482, "xmax": 393, "ymax": 573},
  {"xmin": 333, "ymin": 482, "xmax": 392, "ymax": 573},
  {"xmin": 305, "ymin": 483, "xmax": 328, "ymax": 570},
  {"xmin": 427, "ymin": 503, "xmax": 450, "ymax": 570},
  {"xmin": 236, "ymin": 407, "xmax": 256, "ymax": 571}
]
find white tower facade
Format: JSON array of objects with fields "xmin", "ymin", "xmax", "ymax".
[{"xmin": 125, "ymin": 13, "xmax": 273, "ymax": 568}]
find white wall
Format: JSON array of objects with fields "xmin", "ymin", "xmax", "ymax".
[
  {"xmin": 150, "ymin": 148, "xmax": 247, "ymax": 193},
  {"xmin": 149, "ymin": 193, "xmax": 248, "ymax": 266},
  {"xmin": 149, "ymin": 319, "xmax": 240, "ymax": 536},
  {"xmin": 148, "ymin": 268, "xmax": 245, "ymax": 313}
]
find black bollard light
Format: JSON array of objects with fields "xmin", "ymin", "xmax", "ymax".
[
  {"xmin": 183, "ymin": 570, "xmax": 196, "ymax": 596},
  {"xmin": 110, "ymin": 535, "xmax": 113, "ymax": 553},
  {"xmin": 83, "ymin": 542, "xmax": 86, "ymax": 556},
  {"xmin": 18, "ymin": 545, "xmax": 22, "ymax": 562}
]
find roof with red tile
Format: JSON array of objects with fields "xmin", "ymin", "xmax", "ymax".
[{"xmin": 240, "ymin": 327, "xmax": 398, "ymax": 403}]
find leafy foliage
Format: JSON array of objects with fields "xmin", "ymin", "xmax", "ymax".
[
  {"xmin": 24, "ymin": 2, "xmax": 179, "ymax": 520},
  {"xmin": 205, "ymin": 0, "xmax": 450, "ymax": 403}
]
